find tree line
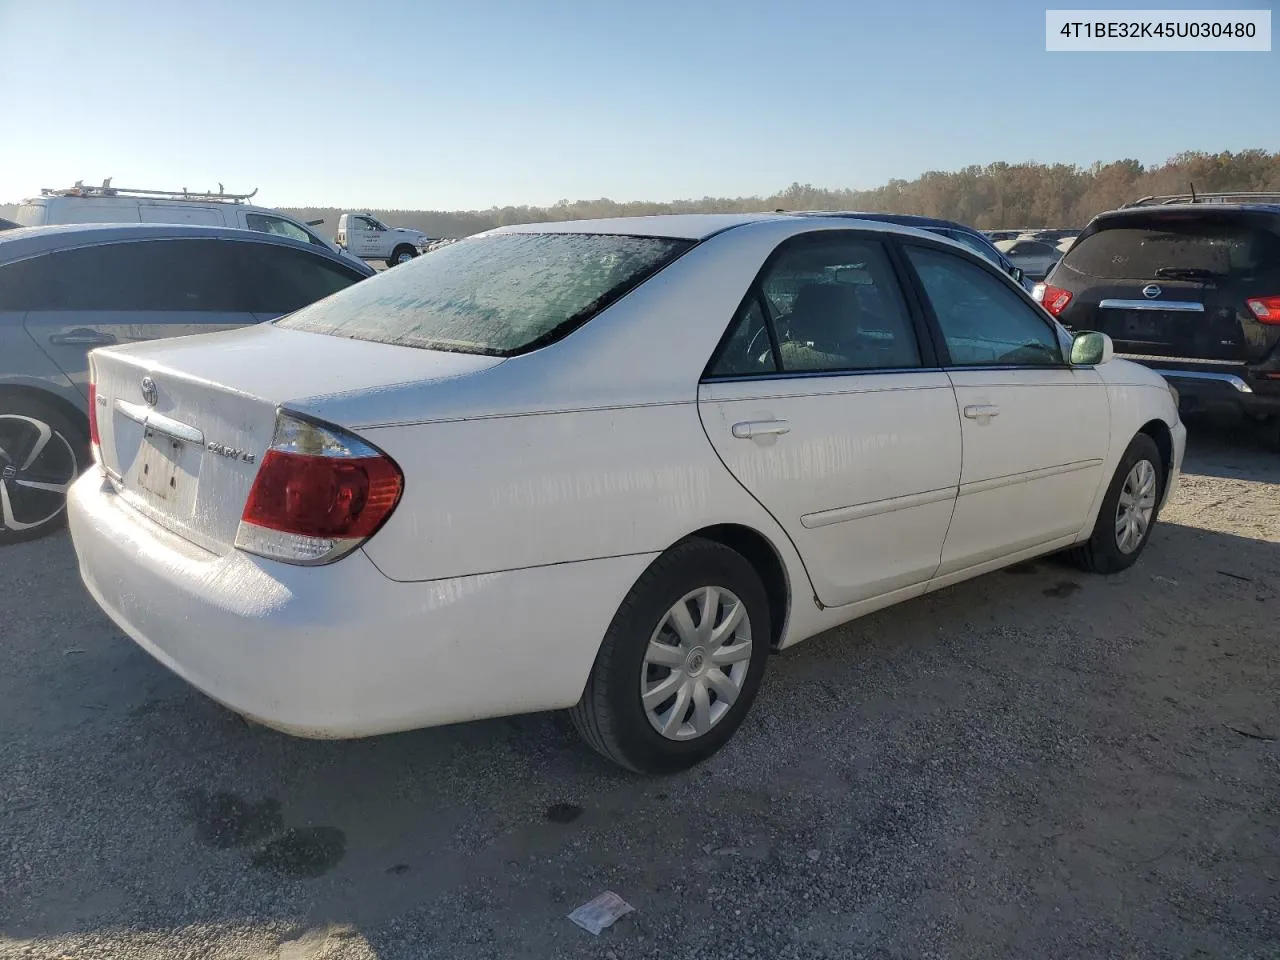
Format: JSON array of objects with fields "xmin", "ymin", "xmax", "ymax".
[
  {"xmin": 279, "ymin": 150, "xmax": 1279, "ymax": 239},
  {"xmin": 5, "ymin": 150, "xmax": 1276, "ymax": 238}
]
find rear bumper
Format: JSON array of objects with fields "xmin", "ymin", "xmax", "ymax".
[
  {"xmin": 1142, "ymin": 366, "xmax": 1280, "ymax": 418},
  {"xmin": 68, "ymin": 472, "xmax": 652, "ymax": 738}
]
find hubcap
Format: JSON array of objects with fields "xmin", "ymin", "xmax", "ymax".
[
  {"xmin": 0, "ymin": 415, "xmax": 78, "ymax": 532},
  {"xmin": 640, "ymin": 586, "xmax": 752, "ymax": 741},
  {"xmin": 1115, "ymin": 458, "xmax": 1157, "ymax": 554}
]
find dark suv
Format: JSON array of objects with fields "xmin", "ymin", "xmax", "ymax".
[{"xmin": 1037, "ymin": 193, "xmax": 1280, "ymax": 431}]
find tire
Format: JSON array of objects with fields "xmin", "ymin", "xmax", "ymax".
[
  {"xmin": 1068, "ymin": 433, "xmax": 1164, "ymax": 574},
  {"xmin": 0, "ymin": 395, "xmax": 89, "ymax": 544},
  {"xmin": 570, "ymin": 538, "xmax": 772, "ymax": 774},
  {"xmin": 386, "ymin": 246, "xmax": 417, "ymax": 267}
]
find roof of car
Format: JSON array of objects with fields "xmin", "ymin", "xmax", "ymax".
[
  {"xmin": 1099, "ymin": 202, "xmax": 1280, "ymax": 220},
  {"xmin": 788, "ymin": 211, "xmax": 993, "ymax": 238},
  {"xmin": 489, "ymin": 211, "xmax": 987, "ymax": 242},
  {"xmin": 0, "ymin": 222, "xmax": 370, "ymax": 270}
]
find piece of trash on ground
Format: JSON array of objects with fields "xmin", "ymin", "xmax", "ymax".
[
  {"xmin": 1226, "ymin": 722, "xmax": 1277, "ymax": 743},
  {"xmin": 568, "ymin": 891, "xmax": 634, "ymax": 935},
  {"xmin": 1152, "ymin": 575, "xmax": 1179, "ymax": 586}
]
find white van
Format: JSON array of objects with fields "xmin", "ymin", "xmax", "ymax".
[
  {"xmin": 335, "ymin": 213, "xmax": 434, "ymax": 267},
  {"xmin": 15, "ymin": 180, "xmax": 366, "ymax": 267}
]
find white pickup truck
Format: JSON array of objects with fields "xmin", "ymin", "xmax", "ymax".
[{"xmin": 336, "ymin": 213, "xmax": 435, "ymax": 267}]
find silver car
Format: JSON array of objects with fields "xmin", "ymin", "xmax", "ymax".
[{"xmin": 0, "ymin": 223, "xmax": 373, "ymax": 542}]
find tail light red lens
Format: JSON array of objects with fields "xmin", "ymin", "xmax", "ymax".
[
  {"xmin": 242, "ymin": 451, "xmax": 402, "ymax": 538},
  {"xmin": 1246, "ymin": 295, "xmax": 1280, "ymax": 324},
  {"xmin": 87, "ymin": 381, "xmax": 101, "ymax": 461},
  {"xmin": 1034, "ymin": 283, "xmax": 1073, "ymax": 317},
  {"xmin": 235, "ymin": 413, "xmax": 403, "ymax": 565}
]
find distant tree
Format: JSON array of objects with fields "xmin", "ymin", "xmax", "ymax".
[{"xmin": 264, "ymin": 148, "xmax": 1280, "ymax": 239}]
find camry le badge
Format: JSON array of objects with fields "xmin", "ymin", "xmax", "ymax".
[
  {"xmin": 140, "ymin": 376, "xmax": 158, "ymax": 407},
  {"xmin": 1142, "ymin": 284, "xmax": 1161, "ymax": 299},
  {"xmin": 206, "ymin": 441, "xmax": 256, "ymax": 464}
]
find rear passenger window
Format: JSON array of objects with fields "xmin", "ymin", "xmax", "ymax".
[
  {"xmin": 708, "ymin": 236, "xmax": 921, "ymax": 377},
  {"xmin": 229, "ymin": 242, "xmax": 363, "ymax": 314},
  {"xmin": 905, "ymin": 246, "xmax": 1063, "ymax": 367},
  {"xmin": 17, "ymin": 240, "xmax": 240, "ymax": 312}
]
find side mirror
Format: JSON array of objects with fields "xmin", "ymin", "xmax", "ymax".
[
  {"xmin": 1010, "ymin": 266, "xmax": 1025, "ymax": 284},
  {"xmin": 1070, "ymin": 330, "xmax": 1114, "ymax": 366}
]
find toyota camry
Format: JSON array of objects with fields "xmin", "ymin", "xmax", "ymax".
[{"xmin": 68, "ymin": 214, "xmax": 1185, "ymax": 772}]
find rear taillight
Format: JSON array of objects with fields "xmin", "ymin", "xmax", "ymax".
[
  {"xmin": 235, "ymin": 412, "xmax": 403, "ymax": 565},
  {"xmin": 1033, "ymin": 282, "xmax": 1073, "ymax": 317},
  {"xmin": 87, "ymin": 379, "xmax": 101, "ymax": 463},
  {"xmin": 1246, "ymin": 295, "xmax": 1280, "ymax": 325}
]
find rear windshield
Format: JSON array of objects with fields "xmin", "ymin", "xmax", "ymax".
[
  {"xmin": 276, "ymin": 232, "xmax": 693, "ymax": 355},
  {"xmin": 1063, "ymin": 216, "xmax": 1280, "ymax": 280}
]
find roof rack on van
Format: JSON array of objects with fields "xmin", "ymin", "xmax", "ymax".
[
  {"xmin": 1125, "ymin": 191, "xmax": 1280, "ymax": 207},
  {"xmin": 38, "ymin": 178, "xmax": 259, "ymax": 203}
]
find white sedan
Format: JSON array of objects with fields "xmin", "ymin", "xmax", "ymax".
[{"xmin": 68, "ymin": 214, "xmax": 1185, "ymax": 773}]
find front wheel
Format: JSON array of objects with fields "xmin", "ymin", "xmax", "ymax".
[
  {"xmin": 1068, "ymin": 433, "xmax": 1164, "ymax": 574},
  {"xmin": 570, "ymin": 538, "xmax": 772, "ymax": 773},
  {"xmin": 386, "ymin": 245, "xmax": 417, "ymax": 267},
  {"xmin": 0, "ymin": 396, "xmax": 88, "ymax": 544}
]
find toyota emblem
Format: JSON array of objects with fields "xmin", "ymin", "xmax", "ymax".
[
  {"xmin": 140, "ymin": 376, "xmax": 158, "ymax": 407},
  {"xmin": 1142, "ymin": 284, "xmax": 1161, "ymax": 299}
]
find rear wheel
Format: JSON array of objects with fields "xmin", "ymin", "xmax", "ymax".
[
  {"xmin": 387, "ymin": 245, "xmax": 417, "ymax": 267},
  {"xmin": 0, "ymin": 396, "xmax": 88, "ymax": 544},
  {"xmin": 570, "ymin": 538, "xmax": 771, "ymax": 773},
  {"xmin": 1068, "ymin": 433, "xmax": 1164, "ymax": 574}
]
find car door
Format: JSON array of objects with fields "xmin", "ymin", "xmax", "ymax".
[
  {"xmin": 900, "ymin": 243, "xmax": 1109, "ymax": 581},
  {"xmin": 223, "ymin": 238, "xmax": 368, "ymax": 322},
  {"xmin": 698, "ymin": 232, "xmax": 962, "ymax": 609},
  {"xmin": 21, "ymin": 239, "xmax": 253, "ymax": 399}
]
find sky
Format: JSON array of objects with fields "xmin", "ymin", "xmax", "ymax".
[{"xmin": 0, "ymin": 0, "xmax": 1275, "ymax": 210}]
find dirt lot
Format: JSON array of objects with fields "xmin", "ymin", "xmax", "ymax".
[{"xmin": 1, "ymin": 424, "xmax": 1277, "ymax": 960}]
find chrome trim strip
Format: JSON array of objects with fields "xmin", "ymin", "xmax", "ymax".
[
  {"xmin": 114, "ymin": 399, "xmax": 205, "ymax": 445},
  {"xmin": 1117, "ymin": 353, "xmax": 1241, "ymax": 366},
  {"xmin": 959, "ymin": 459, "xmax": 1103, "ymax": 498},
  {"xmin": 1153, "ymin": 370, "xmax": 1253, "ymax": 393},
  {"xmin": 801, "ymin": 486, "xmax": 957, "ymax": 529},
  {"xmin": 1098, "ymin": 299, "xmax": 1204, "ymax": 313}
]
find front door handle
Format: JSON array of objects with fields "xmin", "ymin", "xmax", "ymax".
[
  {"xmin": 49, "ymin": 329, "xmax": 117, "ymax": 347},
  {"xmin": 963, "ymin": 404, "xmax": 1001, "ymax": 423},
  {"xmin": 731, "ymin": 419, "xmax": 790, "ymax": 439}
]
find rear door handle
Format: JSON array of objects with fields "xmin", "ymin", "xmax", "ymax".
[
  {"xmin": 731, "ymin": 419, "xmax": 790, "ymax": 439},
  {"xmin": 963, "ymin": 404, "xmax": 1000, "ymax": 423},
  {"xmin": 49, "ymin": 329, "xmax": 117, "ymax": 346}
]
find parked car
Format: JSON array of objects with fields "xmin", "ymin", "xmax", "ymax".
[
  {"xmin": 68, "ymin": 214, "xmax": 1183, "ymax": 772},
  {"xmin": 985, "ymin": 229, "xmax": 1021, "ymax": 242},
  {"xmin": 1028, "ymin": 229, "xmax": 1082, "ymax": 245},
  {"xmin": 995, "ymin": 238, "xmax": 1063, "ymax": 281},
  {"xmin": 0, "ymin": 217, "xmax": 19, "ymax": 232},
  {"xmin": 335, "ymin": 213, "xmax": 435, "ymax": 267},
  {"xmin": 0, "ymin": 223, "xmax": 374, "ymax": 542},
  {"xmin": 14, "ymin": 179, "xmax": 367, "ymax": 269},
  {"xmin": 1035, "ymin": 193, "xmax": 1280, "ymax": 435},
  {"xmin": 793, "ymin": 212, "xmax": 1032, "ymax": 289}
]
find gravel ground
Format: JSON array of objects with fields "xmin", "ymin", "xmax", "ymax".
[{"xmin": 2, "ymin": 423, "xmax": 1277, "ymax": 960}]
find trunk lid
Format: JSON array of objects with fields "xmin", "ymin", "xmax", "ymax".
[
  {"xmin": 1054, "ymin": 209, "xmax": 1280, "ymax": 364},
  {"xmin": 91, "ymin": 323, "xmax": 502, "ymax": 554}
]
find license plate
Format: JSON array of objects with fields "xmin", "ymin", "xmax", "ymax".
[
  {"xmin": 1121, "ymin": 313, "xmax": 1162, "ymax": 338},
  {"xmin": 136, "ymin": 429, "xmax": 186, "ymax": 502}
]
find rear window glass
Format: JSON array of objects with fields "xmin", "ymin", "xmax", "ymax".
[
  {"xmin": 1063, "ymin": 218, "xmax": 1280, "ymax": 280},
  {"xmin": 276, "ymin": 232, "xmax": 693, "ymax": 355}
]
